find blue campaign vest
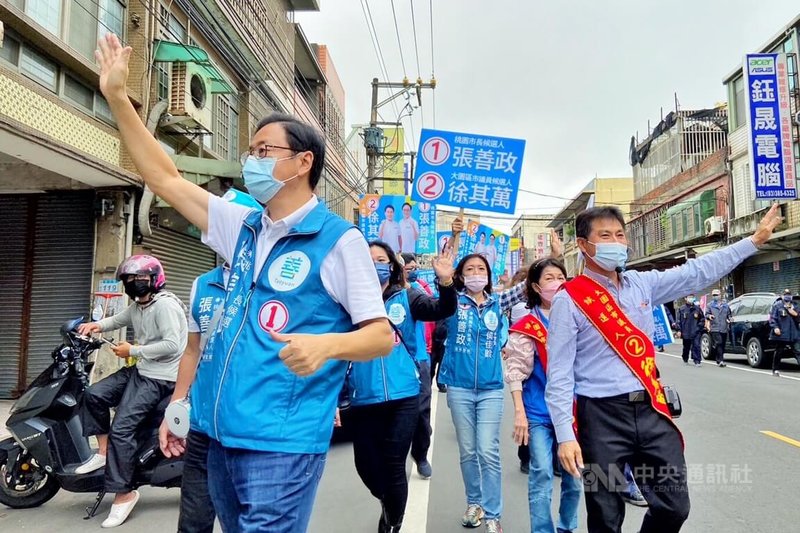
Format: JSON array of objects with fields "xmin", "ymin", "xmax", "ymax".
[
  {"xmin": 521, "ymin": 307, "xmax": 551, "ymax": 424},
  {"xmin": 349, "ymin": 289, "xmax": 420, "ymax": 406},
  {"xmin": 439, "ymin": 292, "xmax": 504, "ymax": 390},
  {"xmin": 188, "ymin": 266, "xmax": 226, "ymax": 431},
  {"xmin": 410, "ymin": 282, "xmax": 431, "ymax": 363},
  {"xmin": 196, "ymin": 202, "xmax": 356, "ymax": 454}
]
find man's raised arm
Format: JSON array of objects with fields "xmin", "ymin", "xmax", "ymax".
[{"xmin": 97, "ymin": 34, "xmax": 210, "ymax": 232}]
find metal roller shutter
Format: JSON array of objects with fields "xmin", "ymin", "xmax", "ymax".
[
  {"xmin": 26, "ymin": 192, "xmax": 95, "ymax": 386},
  {"xmin": 141, "ymin": 228, "xmax": 216, "ymax": 306},
  {"xmin": 743, "ymin": 259, "xmax": 800, "ymax": 294},
  {"xmin": 0, "ymin": 196, "xmax": 30, "ymax": 398}
]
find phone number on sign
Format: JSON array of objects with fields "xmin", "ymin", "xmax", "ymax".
[{"xmin": 757, "ymin": 190, "xmax": 797, "ymax": 198}]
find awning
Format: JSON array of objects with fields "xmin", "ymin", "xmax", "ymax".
[
  {"xmin": 665, "ymin": 189, "xmax": 716, "ymax": 217},
  {"xmin": 152, "ymin": 40, "xmax": 234, "ymax": 94},
  {"xmin": 626, "ymin": 243, "xmax": 720, "ymax": 270}
]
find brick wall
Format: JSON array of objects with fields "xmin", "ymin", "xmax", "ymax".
[{"xmin": 631, "ymin": 148, "xmax": 728, "ymax": 218}]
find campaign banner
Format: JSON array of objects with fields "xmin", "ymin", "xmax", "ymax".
[
  {"xmin": 415, "ymin": 269, "xmax": 439, "ymax": 297},
  {"xmin": 412, "ymin": 128, "xmax": 526, "ymax": 214},
  {"xmin": 744, "ymin": 54, "xmax": 797, "ymax": 199},
  {"xmin": 462, "ymin": 221, "xmax": 510, "ymax": 283},
  {"xmin": 652, "ymin": 304, "xmax": 675, "ymax": 347},
  {"xmin": 359, "ymin": 195, "xmax": 436, "ymax": 254}
]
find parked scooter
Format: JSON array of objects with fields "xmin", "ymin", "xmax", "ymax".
[{"xmin": 0, "ymin": 318, "xmax": 182, "ymax": 519}]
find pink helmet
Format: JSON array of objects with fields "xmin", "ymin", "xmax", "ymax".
[{"xmin": 116, "ymin": 255, "xmax": 167, "ymax": 290}]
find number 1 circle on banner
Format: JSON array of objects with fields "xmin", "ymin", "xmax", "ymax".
[
  {"xmin": 416, "ymin": 172, "xmax": 445, "ymax": 201},
  {"xmin": 421, "ymin": 137, "xmax": 450, "ymax": 165}
]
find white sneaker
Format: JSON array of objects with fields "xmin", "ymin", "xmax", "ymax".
[
  {"xmin": 101, "ymin": 490, "xmax": 140, "ymax": 528},
  {"xmin": 75, "ymin": 453, "xmax": 106, "ymax": 474}
]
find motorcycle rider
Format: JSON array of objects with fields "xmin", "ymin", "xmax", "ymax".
[{"xmin": 75, "ymin": 255, "xmax": 188, "ymax": 528}]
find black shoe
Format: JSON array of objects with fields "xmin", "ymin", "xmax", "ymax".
[
  {"xmin": 437, "ymin": 384, "xmax": 447, "ymax": 393},
  {"xmin": 621, "ymin": 487, "xmax": 649, "ymax": 508},
  {"xmin": 717, "ymin": 361, "xmax": 727, "ymax": 367},
  {"xmin": 658, "ymin": 346, "xmax": 664, "ymax": 352},
  {"xmin": 519, "ymin": 461, "xmax": 529, "ymax": 475}
]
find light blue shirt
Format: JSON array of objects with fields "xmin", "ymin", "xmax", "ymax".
[{"xmin": 545, "ymin": 237, "xmax": 758, "ymax": 443}]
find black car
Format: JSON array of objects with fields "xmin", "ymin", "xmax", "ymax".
[{"xmin": 700, "ymin": 292, "xmax": 780, "ymax": 368}]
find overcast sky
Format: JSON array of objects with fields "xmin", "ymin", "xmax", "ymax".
[{"xmin": 297, "ymin": 1, "xmax": 800, "ymax": 230}]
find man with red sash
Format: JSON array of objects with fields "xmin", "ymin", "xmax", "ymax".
[{"xmin": 545, "ymin": 204, "xmax": 782, "ymax": 533}]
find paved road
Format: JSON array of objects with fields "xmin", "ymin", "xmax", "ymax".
[{"xmin": 1, "ymin": 344, "xmax": 798, "ymax": 532}]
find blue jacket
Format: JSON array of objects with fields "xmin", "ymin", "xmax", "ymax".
[
  {"xmin": 440, "ymin": 292, "xmax": 505, "ymax": 390},
  {"xmin": 521, "ymin": 307, "xmax": 551, "ymax": 424},
  {"xmin": 349, "ymin": 283, "xmax": 457, "ymax": 405},
  {"xmin": 349, "ymin": 289, "xmax": 420, "ymax": 406},
  {"xmin": 410, "ymin": 281, "xmax": 431, "ymax": 363},
  {"xmin": 189, "ymin": 266, "xmax": 225, "ymax": 431},
  {"xmin": 769, "ymin": 299, "xmax": 800, "ymax": 342},
  {"xmin": 678, "ymin": 303, "xmax": 704, "ymax": 340},
  {"xmin": 705, "ymin": 300, "xmax": 731, "ymax": 333},
  {"xmin": 195, "ymin": 203, "xmax": 356, "ymax": 454}
]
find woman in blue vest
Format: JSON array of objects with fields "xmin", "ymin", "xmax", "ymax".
[
  {"xmin": 504, "ymin": 258, "xmax": 583, "ymax": 533},
  {"xmin": 348, "ymin": 241, "xmax": 458, "ymax": 533},
  {"xmin": 438, "ymin": 251, "xmax": 527, "ymax": 533}
]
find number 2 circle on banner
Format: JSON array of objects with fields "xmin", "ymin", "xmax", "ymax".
[
  {"xmin": 416, "ymin": 172, "xmax": 445, "ymax": 201},
  {"xmin": 422, "ymin": 137, "xmax": 450, "ymax": 165},
  {"xmin": 259, "ymin": 301, "xmax": 289, "ymax": 333}
]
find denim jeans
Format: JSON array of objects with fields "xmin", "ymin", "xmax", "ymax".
[
  {"xmin": 528, "ymin": 422, "xmax": 582, "ymax": 533},
  {"xmin": 206, "ymin": 439, "xmax": 326, "ymax": 533},
  {"xmin": 446, "ymin": 387, "xmax": 504, "ymax": 520}
]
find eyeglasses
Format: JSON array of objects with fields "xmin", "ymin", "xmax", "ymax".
[{"xmin": 240, "ymin": 144, "xmax": 301, "ymax": 164}]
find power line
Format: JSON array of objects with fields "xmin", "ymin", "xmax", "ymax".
[
  {"xmin": 362, "ymin": 0, "xmax": 402, "ymax": 120},
  {"xmin": 429, "ymin": 0, "xmax": 436, "ymax": 128},
  {"xmin": 390, "ymin": 0, "xmax": 407, "ymax": 76},
  {"xmin": 409, "ymin": 0, "xmax": 422, "ymax": 76}
]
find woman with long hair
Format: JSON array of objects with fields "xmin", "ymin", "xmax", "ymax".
[{"xmin": 347, "ymin": 241, "xmax": 457, "ymax": 532}]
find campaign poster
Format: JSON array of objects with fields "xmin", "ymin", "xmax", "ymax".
[{"xmin": 359, "ymin": 195, "xmax": 436, "ymax": 255}]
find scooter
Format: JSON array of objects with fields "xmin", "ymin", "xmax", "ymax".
[{"xmin": 0, "ymin": 318, "xmax": 183, "ymax": 519}]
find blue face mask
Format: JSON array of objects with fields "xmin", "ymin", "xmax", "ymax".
[
  {"xmin": 375, "ymin": 263, "xmax": 392, "ymax": 284},
  {"xmin": 588, "ymin": 242, "xmax": 628, "ymax": 271},
  {"xmin": 242, "ymin": 156, "xmax": 298, "ymax": 204},
  {"xmin": 406, "ymin": 270, "xmax": 418, "ymax": 283},
  {"xmin": 783, "ymin": 295, "xmax": 793, "ymax": 303}
]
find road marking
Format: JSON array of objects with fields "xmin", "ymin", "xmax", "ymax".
[
  {"xmin": 760, "ymin": 430, "xmax": 800, "ymax": 448},
  {"xmin": 659, "ymin": 352, "xmax": 800, "ymax": 382},
  {"xmin": 405, "ymin": 389, "xmax": 439, "ymax": 532}
]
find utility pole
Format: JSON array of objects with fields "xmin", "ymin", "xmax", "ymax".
[{"xmin": 365, "ymin": 77, "xmax": 436, "ymax": 194}]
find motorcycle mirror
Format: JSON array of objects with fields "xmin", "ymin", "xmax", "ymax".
[{"xmin": 60, "ymin": 317, "xmax": 85, "ymax": 343}]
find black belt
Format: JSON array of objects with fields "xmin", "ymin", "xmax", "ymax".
[
  {"xmin": 597, "ymin": 390, "xmax": 648, "ymax": 403},
  {"xmin": 626, "ymin": 390, "xmax": 647, "ymax": 403}
]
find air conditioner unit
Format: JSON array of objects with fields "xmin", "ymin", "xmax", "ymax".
[
  {"xmin": 704, "ymin": 216, "xmax": 725, "ymax": 236},
  {"xmin": 169, "ymin": 62, "xmax": 213, "ymax": 131}
]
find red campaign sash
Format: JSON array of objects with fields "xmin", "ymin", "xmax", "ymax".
[
  {"xmin": 563, "ymin": 275, "xmax": 684, "ymax": 447},
  {"xmin": 510, "ymin": 314, "xmax": 549, "ymax": 371},
  {"xmin": 510, "ymin": 313, "xmax": 578, "ymax": 434}
]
